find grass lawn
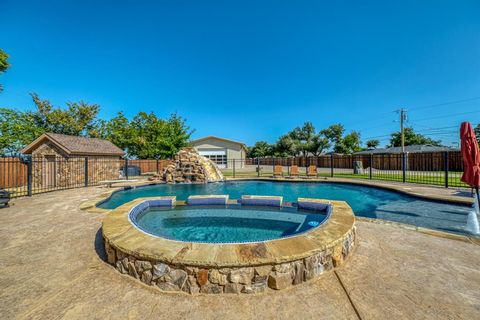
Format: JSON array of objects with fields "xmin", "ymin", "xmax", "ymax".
[{"xmin": 221, "ymin": 169, "xmax": 469, "ymax": 188}]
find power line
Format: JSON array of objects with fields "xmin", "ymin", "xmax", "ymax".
[
  {"xmin": 408, "ymin": 124, "xmax": 458, "ymax": 131},
  {"xmin": 361, "ymin": 126, "xmax": 459, "ymax": 141},
  {"xmin": 344, "ymin": 97, "xmax": 480, "ymax": 142},
  {"xmin": 408, "ymin": 96, "xmax": 480, "ymax": 112},
  {"xmin": 342, "ymin": 96, "xmax": 479, "ymax": 132},
  {"xmin": 410, "ymin": 110, "xmax": 480, "ymax": 122}
]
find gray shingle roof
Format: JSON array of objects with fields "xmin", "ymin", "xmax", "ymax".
[{"xmin": 22, "ymin": 133, "xmax": 125, "ymax": 156}]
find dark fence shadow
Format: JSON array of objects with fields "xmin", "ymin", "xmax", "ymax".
[{"xmin": 95, "ymin": 228, "xmax": 107, "ymax": 262}]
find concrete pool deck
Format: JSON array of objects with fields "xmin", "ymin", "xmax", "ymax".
[{"xmin": 1, "ymin": 187, "xmax": 479, "ymax": 319}]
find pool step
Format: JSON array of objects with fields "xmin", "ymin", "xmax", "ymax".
[
  {"xmin": 147, "ymin": 196, "xmax": 177, "ymax": 207},
  {"xmin": 297, "ymin": 198, "xmax": 330, "ymax": 211},
  {"xmin": 187, "ymin": 195, "xmax": 229, "ymax": 205},
  {"xmin": 129, "ymin": 197, "xmax": 176, "ymax": 221},
  {"xmin": 241, "ymin": 195, "xmax": 283, "ymax": 207}
]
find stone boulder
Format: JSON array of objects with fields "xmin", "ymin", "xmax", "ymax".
[
  {"xmin": 353, "ymin": 161, "xmax": 364, "ymax": 174},
  {"xmin": 152, "ymin": 148, "xmax": 224, "ymax": 184}
]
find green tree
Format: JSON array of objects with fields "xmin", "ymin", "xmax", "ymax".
[
  {"xmin": 248, "ymin": 141, "xmax": 273, "ymax": 158},
  {"xmin": 0, "ymin": 49, "xmax": 10, "ymax": 93},
  {"xmin": 0, "ymin": 94, "xmax": 103, "ymax": 154},
  {"xmin": 0, "ymin": 108, "xmax": 41, "ymax": 155},
  {"xmin": 342, "ymin": 131, "xmax": 362, "ymax": 154},
  {"xmin": 275, "ymin": 135, "xmax": 297, "ymax": 157},
  {"xmin": 97, "ymin": 112, "xmax": 132, "ymax": 152},
  {"xmin": 288, "ymin": 122, "xmax": 316, "ymax": 156},
  {"xmin": 389, "ymin": 127, "xmax": 442, "ymax": 147},
  {"xmin": 320, "ymin": 124, "xmax": 344, "ymax": 144},
  {"xmin": 161, "ymin": 113, "xmax": 193, "ymax": 159},
  {"xmin": 318, "ymin": 124, "xmax": 362, "ymax": 154},
  {"xmin": 310, "ymin": 134, "xmax": 330, "ymax": 156},
  {"xmin": 320, "ymin": 124, "xmax": 345, "ymax": 153},
  {"xmin": 366, "ymin": 139, "xmax": 380, "ymax": 149},
  {"xmin": 126, "ymin": 112, "xmax": 192, "ymax": 159},
  {"xmin": 0, "ymin": 93, "xmax": 194, "ymax": 157},
  {"xmin": 29, "ymin": 93, "xmax": 101, "ymax": 136}
]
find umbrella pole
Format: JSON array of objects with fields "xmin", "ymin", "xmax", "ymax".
[{"xmin": 476, "ymin": 187, "xmax": 480, "ymax": 215}]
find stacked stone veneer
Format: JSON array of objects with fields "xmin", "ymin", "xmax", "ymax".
[
  {"xmin": 159, "ymin": 148, "xmax": 224, "ymax": 184},
  {"xmin": 104, "ymin": 227, "xmax": 355, "ymax": 294},
  {"xmin": 31, "ymin": 141, "xmax": 120, "ymax": 189}
]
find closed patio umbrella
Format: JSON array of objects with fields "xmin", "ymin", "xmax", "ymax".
[{"xmin": 460, "ymin": 122, "xmax": 480, "ymax": 214}]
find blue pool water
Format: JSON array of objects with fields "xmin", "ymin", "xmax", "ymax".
[
  {"xmin": 99, "ymin": 181, "xmax": 473, "ymax": 235},
  {"xmin": 133, "ymin": 205, "xmax": 327, "ymax": 243}
]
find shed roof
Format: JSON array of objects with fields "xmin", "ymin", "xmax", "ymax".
[
  {"xmin": 21, "ymin": 133, "xmax": 125, "ymax": 156},
  {"xmin": 190, "ymin": 136, "xmax": 247, "ymax": 149}
]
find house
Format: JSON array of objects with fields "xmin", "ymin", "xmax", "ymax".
[
  {"xmin": 21, "ymin": 133, "xmax": 125, "ymax": 188},
  {"xmin": 354, "ymin": 144, "xmax": 459, "ymax": 155},
  {"xmin": 190, "ymin": 136, "xmax": 247, "ymax": 168}
]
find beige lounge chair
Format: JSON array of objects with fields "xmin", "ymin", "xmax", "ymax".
[
  {"xmin": 288, "ymin": 165, "xmax": 299, "ymax": 178},
  {"xmin": 273, "ymin": 165, "xmax": 283, "ymax": 178},
  {"xmin": 306, "ymin": 165, "xmax": 317, "ymax": 178}
]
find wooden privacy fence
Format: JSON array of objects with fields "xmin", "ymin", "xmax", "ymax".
[
  {"xmin": 246, "ymin": 151, "xmax": 464, "ymax": 172},
  {"xmin": 126, "ymin": 159, "xmax": 171, "ymax": 174},
  {"xmin": 0, "ymin": 157, "xmax": 28, "ymax": 189}
]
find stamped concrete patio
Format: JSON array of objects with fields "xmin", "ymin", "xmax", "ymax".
[{"xmin": 1, "ymin": 186, "xmax": 479, "ymax": 320}]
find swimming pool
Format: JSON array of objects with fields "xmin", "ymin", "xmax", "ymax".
[{"xmin": 98, "ymin": 180, "xmax": 472, "ymax": 235}]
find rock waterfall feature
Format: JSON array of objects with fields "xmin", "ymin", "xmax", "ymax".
[{"xmin": 160, "ymin": 148, "xmax": 224, "ymax": 183}]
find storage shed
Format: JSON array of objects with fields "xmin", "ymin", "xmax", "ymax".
[{"xmin": 21, "ymin": 133, "xmax": 124, "ymax": 189}]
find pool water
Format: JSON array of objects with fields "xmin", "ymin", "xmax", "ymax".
[
  {"xmin": 100, "ymin": 180, "xmax": 473, "ymax": 235},
  {"xmin": 133, "ymin": 205, "xmax": 327, "ymax": 243}
]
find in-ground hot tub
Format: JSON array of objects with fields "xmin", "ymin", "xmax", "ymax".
[{"xmin": 102, "ymin": 195, "xmax": 356, "ymax": 294}]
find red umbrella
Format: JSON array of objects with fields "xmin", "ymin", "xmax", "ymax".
[{"xmin": 460, "ymin": 122, "xmax": 480, "ymax": 206}]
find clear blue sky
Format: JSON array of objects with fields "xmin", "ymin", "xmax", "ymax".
[{"xmin": 1, "ymin": 0, "xmax": 479, "ymax": 147}]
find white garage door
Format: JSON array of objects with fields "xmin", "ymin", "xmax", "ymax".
[{"xmin": 198, "ymin": 149, "xmax": 227, "ymax": 168}]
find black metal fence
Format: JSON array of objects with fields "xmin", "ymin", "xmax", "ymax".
[
  {"xmin": 220, "ymin": 151, "xmax": 469, "ymax": 189},
  {"xmin": 0, "ymin": 151, "xmax": 470, "ymax": 198},
  {"xmin": 0, "ymin": 156, "xmax": 169, "ymax": 198}
]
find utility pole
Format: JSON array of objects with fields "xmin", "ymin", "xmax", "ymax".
[{"xmin": 399, "ymin": 108, "xmax": 407, "ymax": 152}]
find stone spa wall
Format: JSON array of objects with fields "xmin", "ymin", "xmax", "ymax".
[{"xmin": 104, "ymin": 228, "xmax": 356, "ymax": 294}]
